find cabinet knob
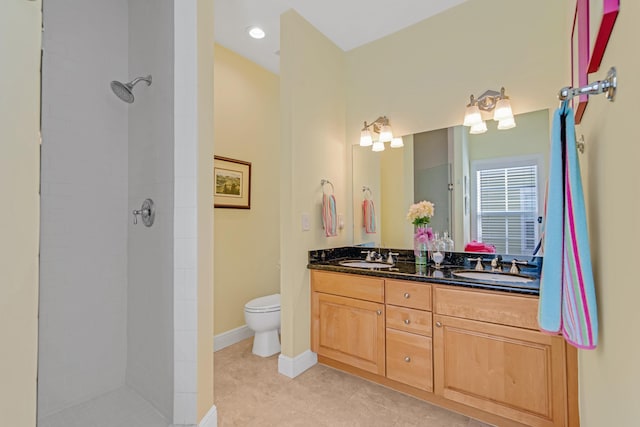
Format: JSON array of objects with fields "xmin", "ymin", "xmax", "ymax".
[
  {"xmin": 435, "ymin": 321, "xmax": 442, "ymax": 328},
  {"xmin": 403, "ymin": 292, "xmax": 410, "ymax": 299},
  {"xmin": 376, "ymin": 310, "xmax": 382, "ymax": 316},
  {"xmin": 403, "ymin": 319, "xmax": 410, "ymax": 325},
  {"xmin": 404, "ymin": 356, "xmax": 411, "ymax": 363}
]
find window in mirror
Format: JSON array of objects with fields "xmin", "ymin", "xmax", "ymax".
[{"xmin": 472, "ymin": 157, "xmax": 540, "ymax": 255}]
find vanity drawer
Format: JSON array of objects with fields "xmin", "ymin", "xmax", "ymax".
[
  {"xmin": 385, "ymin": 280, "xmax": 432, "ymax": 310},
  {"xmin": 386, "ymin": 305, "xmax": 432, "ymax": 337},
  {"xmin": 434, "ymin": 286, "xmax": 539, "ymax": 330},
  {"xmin": 311, "ymin": 270, "xmax": 384, "ymax": 303},
  {"xmin": 386, "ymin": 328, "xmax": 433, "ymax": 392}
]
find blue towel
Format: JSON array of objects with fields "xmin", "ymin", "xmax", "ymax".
[
  {"xmin": 538, "ymin": 103, "xmax": 565, "ymax": 333},
  {"xmin": 538, "ymin": 100, "xmax": 598, "ymax": 349}
]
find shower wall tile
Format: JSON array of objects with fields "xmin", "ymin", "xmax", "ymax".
[
  {"xmin": 173, "ymin": 1, "xmax": 199, "ymax": 424},
  {"xmin": 126, "ymin": 0, "xmax": 175, "ymax": 421},
  {"xmin": 39, "ymin": 0, "xmax": 129, "ymax": 418}
]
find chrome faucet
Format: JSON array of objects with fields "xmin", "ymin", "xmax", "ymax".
[
  {"xmin": 467, "ymin": 257, "xmax": 484, "ymax": 271},
  {"xmin": 509, "ymin": 259, "xmax": 529, "ymax": 274},
  {"xmin": 491, "ymin": 255, "xmax": 503, "ymax": 272}
]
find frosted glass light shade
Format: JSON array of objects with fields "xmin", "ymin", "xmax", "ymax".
[
  {"xmin": 497, "ymin": 117, "xmax": 516, "ymax": 130},
  {"xmin": 493, "ymin": 98, "xmax": 514, "ymax": 121},
  {"xmin": 378, "ymin": 124, "xmax": 393, "ymax": 143},
  {"xmin": 390, "ymin": 137, "xmax": 404, "ymax": 148},
  {"xmin": 470, "ymin": 121, "xmax": 488, "ymax": 134},
  {"xmin": 463, "ymin": 104, "xmax": 482, "ymax": 126},
  {"xmin": 360, "ymin": 129, "xmax": 373, "ymax": 146},
  {"xmin": 372, "ymin": 140, "xmax": 385, "ymax": 152}
]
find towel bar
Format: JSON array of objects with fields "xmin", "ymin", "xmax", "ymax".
[
  {"xmin": 558, "ymin": 66, "xmax": 616, "ymax": 102},
  {"xmin": 321, "ymin": 179, "xmax": 334, "ymax": 194}
]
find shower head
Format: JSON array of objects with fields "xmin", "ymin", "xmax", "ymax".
[{"xmin": 110, "ymin": 75, "xmax": 152, "ymax": 103}]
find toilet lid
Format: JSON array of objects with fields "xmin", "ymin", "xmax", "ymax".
[{"xmin": 245, "ymin": 293, "xmax": 280, "ymax": 312}]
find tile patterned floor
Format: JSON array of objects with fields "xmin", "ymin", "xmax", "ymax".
[
  {"xmin": 214, "ymin": 338, "xmax": 494, "ymax": 427},
  {"xmin": 37, "ymin": 387, "xmax": 169, "ymax": 427}
]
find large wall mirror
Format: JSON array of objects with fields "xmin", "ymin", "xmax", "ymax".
[{"xmin": 352, "ymin": 109, "xmax": 550, "ymax": 255}]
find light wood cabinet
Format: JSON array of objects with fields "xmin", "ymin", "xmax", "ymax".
[
  {"xmin": 310, "ymin": 271, "xmax": 576, "ymax": 427},
  {"xmin": 311, "ymin": 272, "xmax": 385, "ymax": 375},
  {"xmin": 433, "ymin": 313, "xmax": 567, "ymax": 427},
  {"xmin": 386, "ymin": 328, "xmax": 433, "ymax": 391}
]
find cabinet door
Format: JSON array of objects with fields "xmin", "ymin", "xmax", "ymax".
[
  {"xmin": 312, "ymin": 292, "xmax": 385, "ymax": 375},
  {"xmin": 433, "ymin": 315, "xmax": 566, "ymax": 427}
]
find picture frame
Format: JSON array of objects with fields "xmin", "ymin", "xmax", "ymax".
[
  {"xmin": 214, "ymin": 156, "xmax": 251, "ymax": 209},
  {"xmin": 587, "ymin": 0, "xmax": 619, "ymax": 74},
  {"xmin": 571, "ymin": 0, "xmax": 590, "ymax": 124}
]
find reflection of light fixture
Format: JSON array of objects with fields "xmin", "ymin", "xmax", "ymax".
[
  {"xmin": 360, "ymin": 116, "xmax": 401, "ymax": 152},
  {"xmin": 462, "ymin": 87, "xmax": 516, "ymax": 134},
  {"xmin": 390, "ymin": 137, "xmax": 404, "ymax": 148}
]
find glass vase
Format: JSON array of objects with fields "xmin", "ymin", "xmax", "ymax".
[{"xmin": 414, "ymin": 224, "xmax": 430, "ymax": 266}]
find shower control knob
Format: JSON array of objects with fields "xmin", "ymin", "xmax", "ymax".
[{"xmin": 132, "ymin": 199, "xmax": 155, "ymax": 227}]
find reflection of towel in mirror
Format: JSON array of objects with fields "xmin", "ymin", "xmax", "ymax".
[
  {"xmin": 538, "ymin": 100, "xmax": 597, "ymax": 349},
  {"xmin": 362, "ymin": 199, "xmax": 376, "ymax": 234},
  {"xmin": 322, "ymin": 194, "xmax": 337, "ymax": 237}
]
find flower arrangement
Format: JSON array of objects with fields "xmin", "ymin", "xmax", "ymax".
[
  {"xmin": 414, "ymin": 226, "xmax": 433, "ymax": 244},
  {"xmin": 406, "ymin": 200, "xmax": 435, "ymax": 226}
]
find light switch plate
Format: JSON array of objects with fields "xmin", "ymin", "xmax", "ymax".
[{"xmin": 301, "ymin": 213, "xmax": 310, "ymax": 231}]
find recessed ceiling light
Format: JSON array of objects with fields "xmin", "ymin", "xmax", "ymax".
[{"xmin": 247, "ymin": 26, "xmax": 265, "ymax": 40}]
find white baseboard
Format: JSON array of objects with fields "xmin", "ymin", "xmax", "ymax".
[
  {"xmin": 213, "ymin": 325, "xmax": 253, "ymax": 352},
  {"xmin": 198, "ymin": 404, "xmax": 217, "ymax": 427},
  {"xmin": 278, "ymin": 350, "xmax": 317, "ymax": 378}
]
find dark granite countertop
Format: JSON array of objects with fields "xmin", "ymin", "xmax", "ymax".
[{"xmin": 307, "ymin": 246, "xmax": 542, "ymax": 296}]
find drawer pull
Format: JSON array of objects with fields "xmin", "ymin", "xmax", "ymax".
[
  {"xmin": 376, "ymin": 310, "xmax": 382, "ymax": 316},
  {"xmin": 435, "ymin": 321, "xmax": 442, "ymax": 328},
  {"xmin": 403, "ymin": 319, "xmax": 411, "ymax": 325},
  {"xmin": 403, "ymin": 292, "xmax": 410, "ymax": 299},
  {"xmin": 404, "ymin": 356, "xmax": 411, "ymax": 363}
]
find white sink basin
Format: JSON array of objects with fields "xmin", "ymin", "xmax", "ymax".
[
  {"xmin": 339, "ymin": 260, "xmax": 393, "ymax": 269},
  {"xmin": 452, "ymin": 270, "xmax": 535, "ymax": 284}
]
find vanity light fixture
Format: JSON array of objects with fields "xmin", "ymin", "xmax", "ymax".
[
  {"xmin": 463, "ymin": 87, "xmax": 516, "ymax": 134},
  {"xmin": 360, "ymin": 116, "xmax": 401, "ymax": 152}
]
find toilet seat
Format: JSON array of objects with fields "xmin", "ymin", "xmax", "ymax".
[{"xmin": 244, "ymin": 293, "xmax": 280, "ymax": 313}]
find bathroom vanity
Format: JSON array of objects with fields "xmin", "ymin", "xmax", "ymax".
[{"xmin": 308, "ymin": 249, "xmax": 578, "ymax": 427}]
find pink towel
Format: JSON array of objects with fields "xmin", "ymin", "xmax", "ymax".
[
  {"xmin": 464, "ymin": 240, "xmax": 496, "ymax": 253},
  {"xmin": 362, "ymin": 199, "xmax": 376, "ymax": 233},
  {"xmin": 322, "ymin": 194, "xmax": 337, "ymax": 237}
]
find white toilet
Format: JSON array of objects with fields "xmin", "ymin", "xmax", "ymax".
[{"xmin": 244, "ymin": 293, "xmax": 281, "ymax": 357}]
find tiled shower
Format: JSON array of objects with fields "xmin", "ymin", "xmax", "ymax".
[{"xmin": 38, "ymin": 0, "xmax": 199, "ymax": 425}]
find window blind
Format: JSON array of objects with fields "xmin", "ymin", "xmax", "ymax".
[{"xmin": 476, "ymin": 165, "xmax": 538, "ymax": 254}]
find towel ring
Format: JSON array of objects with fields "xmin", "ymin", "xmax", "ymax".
[
  {"xmin": 362, "ymin": 186, "xmax": 372, "ymax": 199},
  {"xmin": 321, "ymin": 179, "xmax": 334, "ymax": 194}
]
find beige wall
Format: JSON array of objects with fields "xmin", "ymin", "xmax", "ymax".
[
  {"xmin": 345, "ymin": 0, "xmax": 567, "ymax": 147},
  {"xmin": 574, "ymin": 2, "xmax": 640, "ymax": 425},
  {"xmin": 213, "ymin": 44, "xmax": 280, "ymax": 335},
  {"xmin": 280, "ymin": 10, "xmax": 349, "ymax": 356},
  {"xmin": 197, "ymin": 0, "xmax": 215, "ymax": 421},
  {"xmin": 281, "ymin": 0, "xmax": 567, "ymax": 358},
  {"xmin": 0, "ymin": 0, "xmax": 41, "ymax": 425}
]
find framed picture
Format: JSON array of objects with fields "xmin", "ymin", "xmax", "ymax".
[
  {"xmin": 587, "ymin": 0, "xmax": 619, "ymax": 74},
  {"xmin": 214, "ymin": 156, "xmax": 251, "ymax": 209},
  {"xmin": 571, "ymin": 0, "xmax": 589, "ymax": 124}
]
